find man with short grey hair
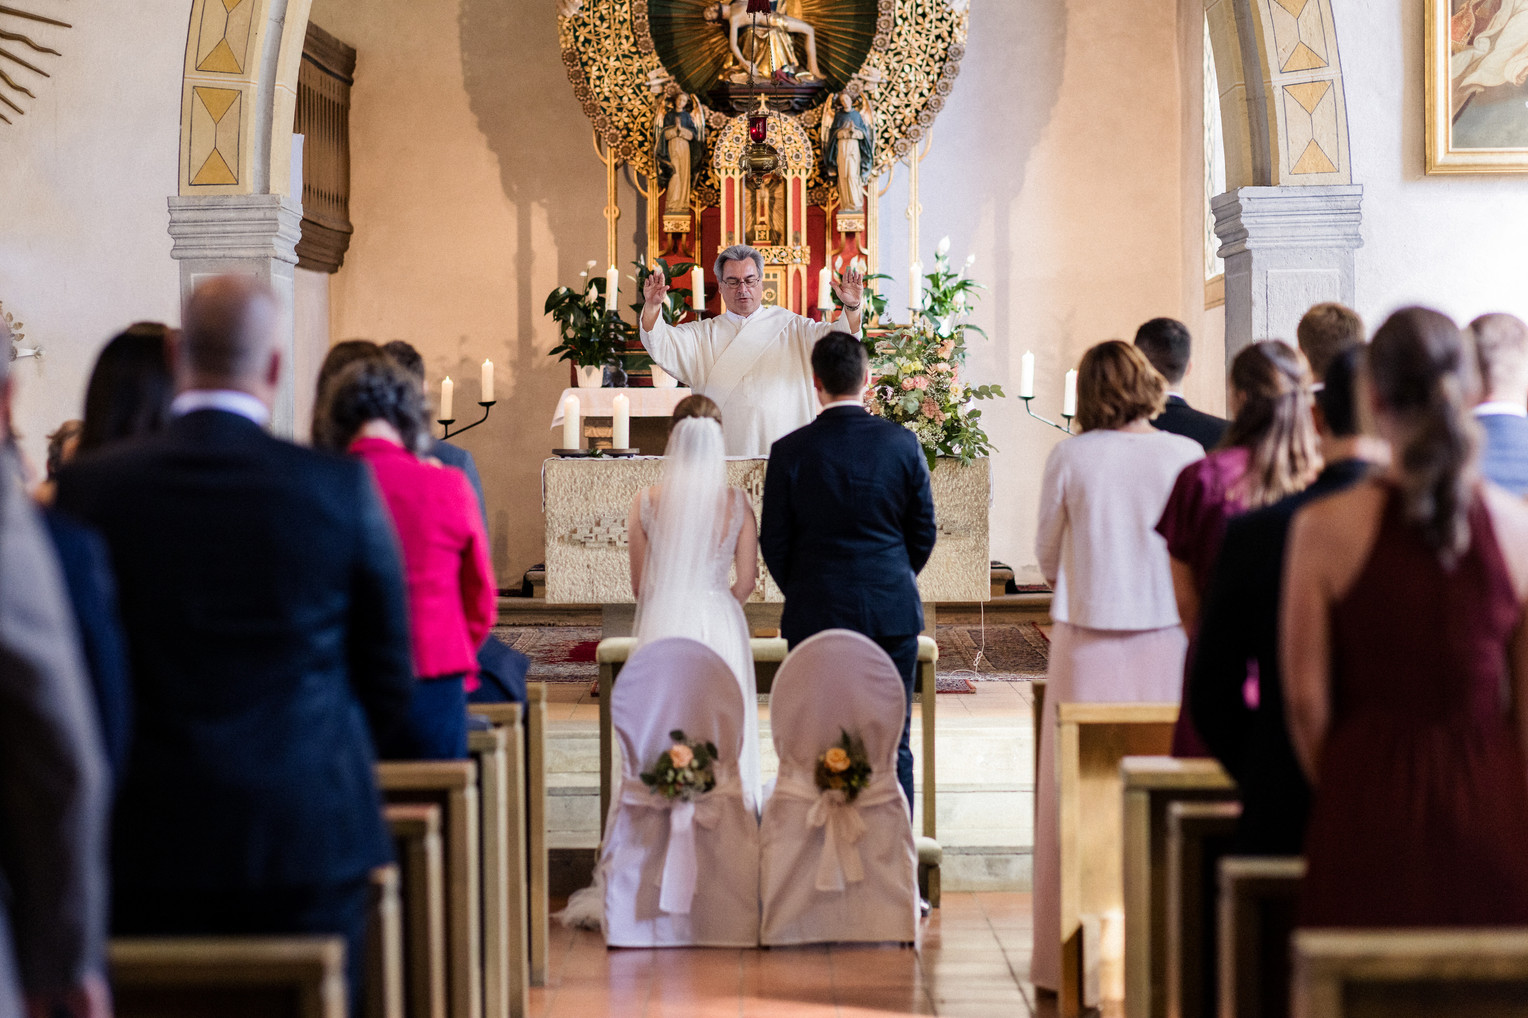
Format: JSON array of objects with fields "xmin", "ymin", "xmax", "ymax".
[
  {"xmin": 640, "ymin": 243, "xmax": 865, "ymax": 455},
  {"xmin": 1470, "ymin": 312, "xmax": 1528, "ymax": 495}
]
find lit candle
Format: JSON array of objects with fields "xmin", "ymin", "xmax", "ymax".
[
  {"xmin": 1062, "ymin": 369, "xmax": 1078, "ymax": 418},
  {"xmin": 605, "ymin": 265, "xmax": 619, "ymax": 311},
  {"xmin": 817, "ymin": 266, "xmax": 834, "ymax": 310},
  {"xmin": 1019, "ymin": 351, "xmax": 1035, "ymax": 399},
  {"xmin": 562, "ymin": 394, "xmax": 581, "ymax": 450},
  {"xmin": 481, "ymin": 359, "xmax": 494, "ymax": 403},
  {"xmin": 690, "ymin": 264, "xmax": 705, "ymax": 317},
  {"xmin": 612, "ymin": 392, "xmax": 630, "ymax": 450},
  {"xmin": 909, "ymin": 261, "xmax": 923, "ymax": 310},
  {"xmin": 440, "ymin": 376, "xmax": 454, "ymax": 421}
]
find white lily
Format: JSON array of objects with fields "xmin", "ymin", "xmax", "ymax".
[{"xmin": 936, "ymin": 236, "xmax": 951, "ymax": 257}]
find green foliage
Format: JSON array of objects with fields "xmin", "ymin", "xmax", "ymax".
[
  {"xmin": 630, "ymin": 256, "xmax": 700, "ymax": 326},
  {"xmin": 639, "ymin": 729, "xmax": 720, "ymax": 802},
  {"xmin": 813, "ymin": 729, "xmax": 873, "ymax": 803},
  {"xmin": 544, "ymin": 263, "xmax": 629, "ymax": 368}
]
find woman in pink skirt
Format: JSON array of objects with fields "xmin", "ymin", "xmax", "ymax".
[{"xmin": 1030, "ymin": 341, "xmax": 1204, "ymax": 993}]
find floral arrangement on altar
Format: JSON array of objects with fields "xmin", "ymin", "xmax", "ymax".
[
  {"xmin": 814, "ymin": 729, "xmax": 873, "ymax": 803},
  {"xmin": 863, "ymin": 238, "xmax": 1003, "ymax": 469},
  {"xmin": 640, "ymin": 729, "xmax": 719, "ymax": 802}
]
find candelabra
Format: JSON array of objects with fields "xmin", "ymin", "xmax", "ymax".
[
  {"xmin": 439, "ymin": 401, "xmax": 496, "ymax": 440},
  {"xmin": 1021, "ymin": 396, "xmax": 1073, "ymax": 435}
]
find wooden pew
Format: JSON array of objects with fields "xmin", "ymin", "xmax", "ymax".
[
  {"xmin": 368, "ymin": 864, "xmax": 405, "ymax": 1018},
  {"xmin": 1054, "ymin": 703, "xmax": 1178, "ymax": 1017},
  {"xmin": 1218, "ymin": 856, "xmax": 1303, "ymax": 1018},
  {"xmin": 468, "ymin": 723, "xmax": 530, "ymax": 1018},
  {"xmin": 1121, "ymin": 756, "xmax": 1238, "ymax": 1018},
  {"xmin": 1291, "ymin": 928, "xmax": 1528, "ymax": 1018},
  {"xmin": 1166, "ymin": 800, "xmax": 1241, "ymax": 1018},
  {"xmin": 596, "ymin": 636, "xmax": 942, "ymax": 902},
  {"xmin": 377, "ymin": 761, "xmax": 481, "ymax": 1018},
  {"xmin": 111, "ymin": 936, "xmax": 347, "ymax": 1018},
  {"xmin": 386, "ymin": 803, "xmax": 447, "ymax": 1018}
]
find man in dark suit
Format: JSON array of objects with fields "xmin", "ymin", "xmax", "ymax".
[
  {"xmin": 1188, "ymin": 346, "xmax": 1378, "ymax": 854},
  {"xmin": 1134, "ymin": 317, "xmax": 1227, "ymax": 450},
  {"xmin": 760, "ymin": 332, "xmax": 937, "ymax": 816},
  {"xmin": 56, "ymin": 276, "xmax": 415, "ymax": 1006},
  {"xmin": 1469, "ymin": 313, "xmax": 1528, "ymax": 496}
]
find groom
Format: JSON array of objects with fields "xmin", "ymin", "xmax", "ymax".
[{"xmin": 761, "ymin": 332, "xmax": 937, "ymax": 815}]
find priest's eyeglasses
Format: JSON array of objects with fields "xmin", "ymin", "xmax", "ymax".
[{"xmin": 720, "ymin": 275, "xmax": 762, "ymax": 290}]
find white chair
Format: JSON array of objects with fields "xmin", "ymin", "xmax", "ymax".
[
  {"xmin": 759, "ymin": 629, "xmax": 919, "ymax": 946},
  {"xmin": 601, "ymin": 637, "xmax": 761, "ymax": 947}
]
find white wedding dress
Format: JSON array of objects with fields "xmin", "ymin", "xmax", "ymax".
[{"xmin": 556, "ymin": 417, "xmax": 760, "ymax": 930}]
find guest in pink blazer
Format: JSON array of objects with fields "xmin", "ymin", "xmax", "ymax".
[{"xmin": 316, "ymin": 357, "xmax": 496, "ymax": 759}]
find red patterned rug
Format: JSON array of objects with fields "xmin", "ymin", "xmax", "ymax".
[{"xmin": 493, "ymin": 622, "xmax": 1049, "ymax": 694}]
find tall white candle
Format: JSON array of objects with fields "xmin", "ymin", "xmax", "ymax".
[
  {"xmin": 1019, "ymin": 351, "xmax": 1035, "ymax": 399},
  {"xmin": 909, "ymin": 261, "xmax": 923, "ymax": 310},
  {"xmin": 690, "ymin": 264, "xmax": 705, "ymax": 317},
  {"xmin": 817, "ymin": 266, "xmax": 834, "ymax": 310},
  {"xmin": 611, "ymin": 392, "xmax": 630, "ymax": 450},
  {"xmin": 605, "ymin": 265, "xmax": 619, "ymax": 311},
  {"xmin": 480, "ymin": 359, "xmax": 494, "ymax": 403},
  {"xmin": 561, "ymin": 395, "xmax": 581, "ymax": 450},
  {"xmin": 440, "ymin": 376, "xmax": 454, "ymax": 421},
  {"xmin": 1062, "ymin": 369, "xmax": 1078, "ymax": 418}
]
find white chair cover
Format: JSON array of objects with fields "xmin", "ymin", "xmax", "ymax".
[
  {"xmin": 601, "ymin": 637, "xmax": 761, "ymax": 947},
  {"xmin": 759, "ymin": 629, "xmax": 919, "ymax": 945}
]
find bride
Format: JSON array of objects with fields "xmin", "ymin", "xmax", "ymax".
[{"xmin": 556, "ymin": 396, "xmax": 761, "ymax": 929}]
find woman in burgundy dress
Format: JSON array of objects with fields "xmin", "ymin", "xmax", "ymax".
[
  {"xmin": 1157, "ymin": 340, "xmax": 1320, "ymax": 755},
  {"xmin": 1283, "ymin": 306, "xmax": 1528, "ymax": 926}
]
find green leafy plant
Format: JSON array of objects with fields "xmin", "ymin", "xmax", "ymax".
[{"xmin": 544, "ymin": 262, "xmax": 629, "ymax": 368}]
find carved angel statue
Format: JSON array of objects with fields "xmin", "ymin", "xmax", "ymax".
[
  {"xmin": 705, "ymin": 0, "xmax": 823, "ymax": 83},
  {"xmin": 821, "ymin": 92, "xmax": 874, "ymax": 213},
  {"xmin": 655, "ymin": 92, "xmax": 707, "ymax": 215}
]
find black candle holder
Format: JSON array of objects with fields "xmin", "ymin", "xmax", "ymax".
[
  {"xmin": 1021, "ymin": 396, "xmax": 1074, "ymax": 435},
  {"xmin": 439, "ymin": 400, "xmax": 496, "ymax": 440}
]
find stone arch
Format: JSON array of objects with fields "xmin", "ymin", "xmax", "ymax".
[{"xmin": 1204, "ymin": 0, "xmax": 1351, "ymax": 188}]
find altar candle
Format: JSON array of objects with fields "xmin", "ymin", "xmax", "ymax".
[
  {"xmin": 1019, "ymin": 352, "xmax": 1035, "ymax": 399},
  {"xmin": 1062, "ymin": 369, "xmax": 1078, "ymax": 418},
  {"xmin": 817, "ymin": 266, "xmax": 834, "ymax": 310},
  {"xmin": 481, "ymin": 359, "xmax": 494, "ymax": 403},
  {"xmin": 612, "ymin": 393, "xmax": 630, "ymax": 450},
  {"xmin": 562, "ymin": 395, "xmax": 581, "ymax": 450},
  {"xmin": 690, "ymin": 264, "xmax": 705, "ymax": 316},
  {"xmin": 605, "ymin": 265, "xmax": 620, "ymax": 311},
  {"xmin": 440, "ymin": 376, "xmax": 454, "ymax": 421},
  {"xmin": 909, "ymin": 261, "xmax": 923, "ymax": 310}
]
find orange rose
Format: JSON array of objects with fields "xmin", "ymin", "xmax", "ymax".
[
  {"xmin": 668, "ymin": 743, "xmax": 694, "ymax": 768},
  {"xmin": 823, "ymin": 747, "xmax": 851, "ymax": 773}
]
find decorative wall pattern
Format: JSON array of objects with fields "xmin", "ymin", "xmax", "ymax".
[{"xmin": 0, "ymin": 2, "xmax": 72, "ymax": 126}]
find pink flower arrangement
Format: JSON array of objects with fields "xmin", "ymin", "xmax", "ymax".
[
  {"xmin": 900, "ymin": 378, "xmax": 916, "ymax": 391},
  {"xmin": 913, "ymin": 376, "xmax": 930, "ymax": 390}
]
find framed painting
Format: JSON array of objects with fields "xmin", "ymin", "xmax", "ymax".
[{"xmin": 1428, "ymin": 0, "xmax": 1528, "ymax": 172}]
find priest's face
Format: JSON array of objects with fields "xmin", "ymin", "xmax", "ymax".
[{"xmin": 719, "ymin": 258, "xmax": 764, "ymax": 316}]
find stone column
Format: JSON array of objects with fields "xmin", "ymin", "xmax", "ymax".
[
  {"xmin": 1211, "ymin": 185, "xmax": 1364, "ymax": 360},
  {"xmin": 167, "ymin": 194, "xmax": 304, "ymax": 435}
]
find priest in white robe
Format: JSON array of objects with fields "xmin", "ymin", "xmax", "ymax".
[{"xmin": 639, "ymin": 244, "xmax": 865, "ymax": 456}]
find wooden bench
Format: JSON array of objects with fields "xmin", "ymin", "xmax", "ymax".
[
  {"xmin": 367, "ymin": 864, "xmax": 405, "ymax": 1018},
  {"xmin": 1291, "ymin": 928, "xmax": 1528, "ymax": 1017},
  {"xmin": 468, "ymin": 723, "xmax": 530, "ymax": 1018},
  {"xmin": 1219, "ymin": 856, "xmax": 1303, "ymax": 1018},
  {"xmin": 111, "ymin": 936, "xmax": 347, "ymax": 1018},
  {"xmin": 377, "ymin": 761, "xmax": 480, "ymax": 1018},
  {"xmin": 1053, "ymin": 703, "xmax": 1179, "ymax": 1017},
  {"xmin": 595, "ymin": 634, "xmax": 942, "ymax": 903},
  {"xmin": 386, "ymin": 804, "xmax": 447, "ymax": 1018},
  {"xmin": 1121, "ymin": 756, "xmax": 1238, "ymax": 1018},
  {"xmin": 1166, "ymin": 800, "xmax": 1241, "ymax": 1018}
]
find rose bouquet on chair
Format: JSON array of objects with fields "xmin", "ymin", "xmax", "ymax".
[
  {"xmin": 814, "ymin": 729, "xmax": 872, "ymax": 803},
  {"xmin": 640, "ymin": 730, "xmax": 719, "ymax": 802}
]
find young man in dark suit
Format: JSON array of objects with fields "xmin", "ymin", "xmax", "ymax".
[
  {"xmin": 56, "ymin": 276, "xmax": 415, "ymax": 1008},
  {"xmin": 1134, "ymin": 317, "xmax": 1227, "ymax": 450},
  {"xmin": 1188, "ymin": 346, "xmax": 1379, "ymax": 854},
  {"xmin": 1469, "ymin": 313, "xmax": 1528, "ymax": 497},
  {"xmin": 760, "ymin": 332, "xmax": 938, "ymax": 817}
]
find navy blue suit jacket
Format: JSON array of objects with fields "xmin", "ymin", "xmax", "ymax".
[
  {"xmin": 56, "ymin": 410, "xmax": 415, "ymax": 894},
  {"xmin": 760, "ymin": 406, "xmax": 937, "ymax": 645},
  {"xmin": 1476, "ymin": 412, "xmax": 1528, "ymax": 497},
  {"xmin": 1151, "ymin": 395, "xmax": 1227, "ymax": 452},
  {"xmin": 431, "ymin": 439, "xmax": 487, "ymax": 527}
]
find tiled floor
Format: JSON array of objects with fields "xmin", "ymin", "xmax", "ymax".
[{"xmin": 529, "ymin": 892, "xmax": 1085, "ymax": 1017}]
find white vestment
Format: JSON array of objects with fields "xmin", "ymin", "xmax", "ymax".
[{"xmin": 640, "ymin": 306, "xmax": 848, "ymax": 456}]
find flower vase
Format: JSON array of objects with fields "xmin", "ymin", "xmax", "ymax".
[
  {"xmin": 575, "ymin": 364, "xmax": 604, "ymax": 389},
  {"xmin": 650, "ymin": 364, "xmax": 679, "ymax": 389}
]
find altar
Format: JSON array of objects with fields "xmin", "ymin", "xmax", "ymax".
[{"xmin": 542, "ymin": 455, "xmax": 990, "ymax": 607}]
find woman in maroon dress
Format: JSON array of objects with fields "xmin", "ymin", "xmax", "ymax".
[
  {"xmin": 1283, "ymin": 306, "xmax": 1528, "ymax": 926},
  {"xmin": 1157, "ymin": 340, "xmax": 1320, "ymax": 755}
]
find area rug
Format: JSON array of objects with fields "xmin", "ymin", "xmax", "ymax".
[{"xmin": 494, "ymin": 621, "xmax": 1050, "ymax": 694}]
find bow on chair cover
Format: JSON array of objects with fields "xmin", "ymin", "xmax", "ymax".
[
  {"xmin": 772, "ymin": 772, "xmax": 905, "ymax": 892},
  {"xmin": 620, "ymin": 774, "xmax": 743, "ymax": 914}
]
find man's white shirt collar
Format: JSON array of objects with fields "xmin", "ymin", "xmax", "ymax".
[
  {"xmin": 821, "ymin": 399, "xmax": 866, "ymax": 412},
  {"xmin": 1476, "ymin": 401, "xmax": 1528, "ymax": 418},
  {"xmin": 171, "ymin": 389, "xmax": 271, "ymax": 427}
]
